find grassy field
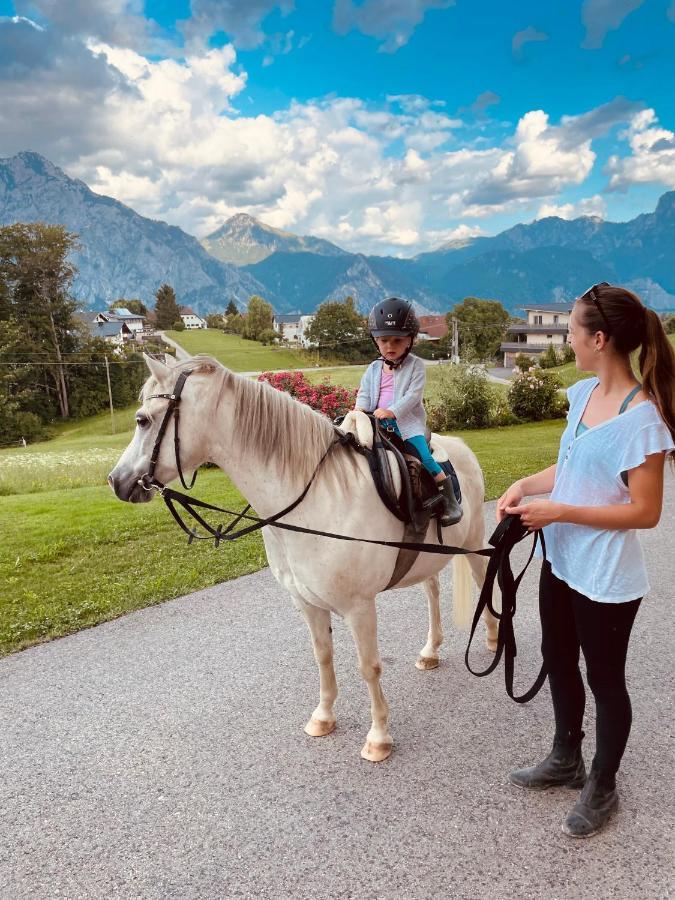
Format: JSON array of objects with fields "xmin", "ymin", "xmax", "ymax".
[
  {"xmin": 1, "ymin": 387, "xmax": 564, "ymax": 657},
  {"xmin": 165, "ymin": 329, "xmax": 307, "ymax": 371}
]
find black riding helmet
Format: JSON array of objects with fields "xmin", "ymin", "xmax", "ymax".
[{"xmin": 367, "ymin": 297, "xmax": 419, "ymax": 366}]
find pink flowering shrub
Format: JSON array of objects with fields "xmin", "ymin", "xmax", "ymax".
[
  {"xmin": 508, "ymin": 366, "xmax": 564, "ymax": 421},
  {"xmin": 258, "ymin": 370, "xmax": 357, "ymax": 420}
]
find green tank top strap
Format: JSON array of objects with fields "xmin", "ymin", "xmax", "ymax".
[{"xmin": 618, "ymin": 384, "xmax": 642, "ymax": 415}]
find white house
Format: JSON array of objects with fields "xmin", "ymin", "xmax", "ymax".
[
  {"xmin": 273, "ymin": 313, "xmax": 316, "ymax": 346},
  {"xmin": 501, "ymin": 302, "xmax": 573, "ymax": 367},
  {"xmin": 97, "ymin": 307, "xmax": 147, "ymax": 333},
  {"xmin": 179, "ymin": 306, "xmax": 207, "ymax": 329}
]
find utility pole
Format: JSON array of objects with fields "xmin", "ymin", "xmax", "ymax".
[
  {"xmin": 451, "ymin": 316, "xmax": 459, "ymax": 363},
  {"xmin": 104, "ymin": 356, "xmax": 115, "ymax": 434}
]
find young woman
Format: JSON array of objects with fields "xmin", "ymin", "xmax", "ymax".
[
  {"xmin": 497, "ymin": 282, "xmax": 674, "ymax": 838},
  {"xmin": 355, "ymin": 297, "xmax": 461, "ymax": 526}
]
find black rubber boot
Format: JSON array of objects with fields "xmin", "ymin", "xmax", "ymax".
[
  {"xmin": 562, "ymin": 764, "xmax": 618, "ymax": 838},
  {"xmin": 438, "ymin": 476, "xmax": 462, "ymax": 527},
  {"xmin": 509, "ymin": 732, "xmax": 586, "ymax": 790}
]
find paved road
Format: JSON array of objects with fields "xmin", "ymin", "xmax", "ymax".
[{"xmin": 1, "ymin": 483, "xmax": 673, "ymax": 899}]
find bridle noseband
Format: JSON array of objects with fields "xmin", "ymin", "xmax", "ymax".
[{"xmin": 139, "ymin": 369, "xmax": 198, "ymax": 493}]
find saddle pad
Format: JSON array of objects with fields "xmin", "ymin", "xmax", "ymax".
[
  {"xmin": 338, "ymin": 411, "xmax": 402, "ymax": 497},
  {"xmin": 339, "ymin": 410, "xmax": 449, "ymax": 464}
]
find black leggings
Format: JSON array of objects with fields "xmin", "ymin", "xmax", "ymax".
[{"xmin": 539, "ymin": 561, "xmax": 641, "ymax": 777}]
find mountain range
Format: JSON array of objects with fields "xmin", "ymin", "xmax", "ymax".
[{"xmin": 1, "ymin": 151, "xmax": 674, "ymax": 314}]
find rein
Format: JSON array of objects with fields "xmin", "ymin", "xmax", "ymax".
[{"xmin": 137, "ymin": 369, "xmax": 548, "ymax": 703}]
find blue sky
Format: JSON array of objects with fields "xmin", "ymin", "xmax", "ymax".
[{"xmin": 1, "ymin": 0, "xmax": 674, "ymax": 254}]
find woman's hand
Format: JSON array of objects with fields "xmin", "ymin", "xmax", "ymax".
[
  {"xmin": 496, "ymin": 481, "xmax": 524, "ymax": 522},
  {"xmin": 504, "ymin": 499, "xmax": 565, "ymax": 530},
  {"xmin": 374, "ymin": 408, "xmax": 395, "ymax": 420}
]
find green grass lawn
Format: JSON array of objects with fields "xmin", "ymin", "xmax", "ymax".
[
  {"xmin": 2, "ymin": 386, "xmax": 565, "ymax": 657},
  {"xmin": 165, "ymin": 329, "xmax": 307, "ymax": 371}
]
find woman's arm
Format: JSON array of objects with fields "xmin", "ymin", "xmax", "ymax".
[
  {"xmin": 496, "ymin": 464, "xmax": 557, "ymax": 522},
  {"xmin": 507, "ymin": 453, "xmax": 666, "ymax": 530}
]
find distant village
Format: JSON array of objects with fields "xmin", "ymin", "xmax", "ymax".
[{"xmin": 80, "ymin": 302, "xmax": 574, "ymax": 369}]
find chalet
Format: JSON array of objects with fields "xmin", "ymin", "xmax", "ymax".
[
  {"xmin": 179, "ymin": 306, "xmax": 207, "ymax": 329},
  {"xmin": 501, "ymin": 302, "xmax": 573, "ymax": 367},
  {"xmin": 90, "ymin": 320, "xmax": 134, "ymax": 345},
  {"xmin": 273, "ymin": 313, "xmax": 316, "ymax": 346},
  {"xmin": 95, "ymin": 307, "xmax": 146, "ymax": 333}
]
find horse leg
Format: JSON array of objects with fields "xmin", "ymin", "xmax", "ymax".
[
  {"xmin": 345, "ymin": 601, "xmax": 393, "ymax": 762},
  {"xmin": 416, "ymin": 574, "xmax": 443, "ymax": 670},
  {"xmin": 467, "ymin": 553, "xmax": 499, "ymax": 653},
  {"xmin": 296, "ymin": 599, "xmax": 338, "ymax": 737}
]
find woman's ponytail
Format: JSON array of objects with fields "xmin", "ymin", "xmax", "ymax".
[
  {"xmin": 639, "ymin": 308, "xmax": 675, "ymax": 458},
  {"xmin": 578, "ymin": 284, "xmax": 674, "ymax": 460}
]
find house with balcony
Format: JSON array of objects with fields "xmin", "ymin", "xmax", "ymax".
[
  {"xmin": 501, "ymin": 302, "xmax": 573, "ymax": 367},
  {"xmin": 95, "ymin": 307, "xmax": 147, "ymax": 334},
  {"xmin": 179, "ymin": 306, "xmax": 207, "ymax": 329},
  {"xmin": 273, "ymin": 313, "xmax": 316, "ymax": 346}
]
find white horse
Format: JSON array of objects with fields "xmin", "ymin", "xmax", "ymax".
[{"xmin": 109, "ymin": 355, "xmax": 498, "ymax": 762}]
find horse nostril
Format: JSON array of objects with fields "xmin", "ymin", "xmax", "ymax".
[{"xmin": 107, "ymin": 473, "xmax": 115, "ymax": 490}]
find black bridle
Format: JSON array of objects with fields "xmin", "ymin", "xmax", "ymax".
[
  {"xmin": 135, "ymin": 369, "xmax": 547, "ymax": 704},
  {"xmin": 139, "ymin": 369, "xmax": 199, "ymax": 494}
]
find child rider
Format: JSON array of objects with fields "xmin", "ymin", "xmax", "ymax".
[{"xmin": 355, "ymin": 297, "xmax": 462, "ymax": 527}]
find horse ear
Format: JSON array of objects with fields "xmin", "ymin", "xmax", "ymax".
[{"xmin": 143, "ymin": 353, "xmax": 170, "ymax": 382}]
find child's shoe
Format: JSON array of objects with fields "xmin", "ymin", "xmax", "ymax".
[{"xmin": 439, "ymin": 476, "xmax": 462, "ymax": 527}]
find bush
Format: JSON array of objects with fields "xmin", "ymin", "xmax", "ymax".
[
  {"xmin": 429, "ymin": 364, "xmax": 496, "ymax": 429},
  {"xmin": 513, "ymin": 352, "xmax": 536, "ymax": 371},
  {"xmin": 560, "ymin": 341, "xmax": 575, "ymax": 363},
  {"xmin": 173, "ymin": 319, "xmax": 185, "ymax": 331},
  {"xmin": 538, "ymin": 344, "xmax": 561, "ymax": 369},
  {"xmin": 258, "ymin": 370, "xmax": 357, "ymax": 420},
  {"xmin": 258, "ymin": 328, "xmax": 278, "ymax": 346},
  {"xmin": 508, "ymin": 367, "xmax": 564, "ymax": 421}
]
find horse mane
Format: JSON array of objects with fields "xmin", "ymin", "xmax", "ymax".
[{"xmin": 152, "ymin": 356, "xmax": 358, "ymax": 487}]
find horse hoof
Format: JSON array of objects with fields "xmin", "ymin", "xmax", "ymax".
[
  {"xmin": 415, "ymin": 655, "xmax": 439, "ymax": 670},
  {"xmin": 486, "ymin": 636, "xmax": 498, "ymax": 653},
  {"xmin": 304, "ymin": 717, "xmax": 336, "ymax": 737},
  {"xmin": 361, "ymin": 740, "xmax": 392, "ymax": 762}
]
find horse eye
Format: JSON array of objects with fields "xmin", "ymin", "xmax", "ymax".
[{"xmin": 136, "ymin": 415, "xmax": 150, "ymax": 429}]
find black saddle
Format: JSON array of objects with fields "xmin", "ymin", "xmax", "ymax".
[{"xmin": 334, "ymin": 415, "xmax": 462, "ymax": 588}]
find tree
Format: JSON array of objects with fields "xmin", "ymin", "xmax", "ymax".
[
  {"xmin": 224, "ymin": 312, "xmax": 244, "ymax": 335},
  {"xmin": 225, "ymin": 299, "xmax": 239, "ymax": 318},
  {"xmin": 305, "ymin": 297, "xmax": 369, "ymax": 360},
  {"xmin": 446, "ymin": 297, "xmax": 510, "ymax": 362},
  {"xmin": 242, "ymin": 295, "xmax": 274, "ymax": 340},
  {"xmin": 0, "ymin": 222, "xmax": 80, "ymax": 418},
  {"xmin": 109, "ymin": 298, "xmax": 148, "ymax": 316},
  {"xmin": 154, "ymin": 283, "xmax": 181, "ymax": 330},
  {"xmin": 205, "ymin": 313, "xmax": 225, "ymax": 329}
]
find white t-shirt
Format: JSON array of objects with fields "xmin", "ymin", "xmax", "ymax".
[{"xmin": 536, "ymin": 377, "xmax": 674, "ymax": 603}]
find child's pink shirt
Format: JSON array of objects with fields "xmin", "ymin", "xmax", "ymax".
[{"xmin": 378, "ymin": 366, "xmax": 395, "ymax": 410}]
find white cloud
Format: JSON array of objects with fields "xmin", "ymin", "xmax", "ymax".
[
  {"xmin": 512, "ymin": 26, "xmax": 548, "ymax": 59},
  {"xmin": 0, "ymin": 16, "xmax": 664, "ymax": 257},
  {"xmin": 536, "ymin": 195, "xmax": 606, "ymax": 220},
  {"xmin": 333, "ymin": 0, "xmax": 455, "ymax": 52},
  {"xmin": 607, "ymin": 109, "xmax": 675, "ymax": 190},
  {"xmin": 581, "ymin": 0, "xmax": 646, "ymax": 49},
  {"xmin": 180, "ymin": 0, "xmax": 294, "ymax": 50}
]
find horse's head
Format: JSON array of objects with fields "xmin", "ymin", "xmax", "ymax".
[{"xmin": 108, "ymin": 354, "xmax": 219, "ymax": 502}]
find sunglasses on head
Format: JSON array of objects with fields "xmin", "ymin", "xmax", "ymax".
[{"xmin": 580, "ymin": 281, "xmax": 612, "ymax": 336}]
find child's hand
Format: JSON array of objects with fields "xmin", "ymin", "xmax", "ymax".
[{"xmin": 374, "ymin": 408, "xmax": 395, "ymax": 420}]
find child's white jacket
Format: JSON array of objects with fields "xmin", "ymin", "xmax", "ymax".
[{"xmin": 355, "ymin": 354, "xmax": 427, "ymax": 440}]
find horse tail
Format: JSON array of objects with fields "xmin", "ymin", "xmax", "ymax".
[{"xmin": 452, "ymin": 555, "xmax": 475, "ymax": 628}]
